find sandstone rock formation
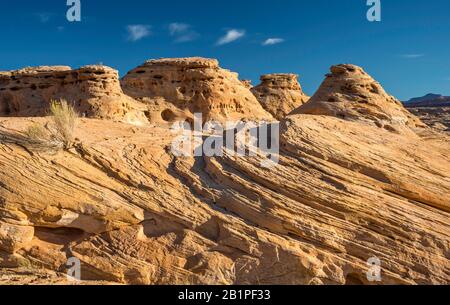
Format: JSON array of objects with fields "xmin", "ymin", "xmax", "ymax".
[
  {"xmin": 291, "ymin": 64, "xmax": 426, "ymax": 132},
  {"xmin": 0, "ymin": 61, "xmax": 449, "ymax": 285},
  {"xmin": 0, "ymin": 65, "xmax": 148, "ymax": 125},
  {"xmin": 121, "ymin": 57, "xmax": 273, "ymax": 124},
  {"xmin": 251, "ymin": 73, "xmax": 309, "ymax": 120}
]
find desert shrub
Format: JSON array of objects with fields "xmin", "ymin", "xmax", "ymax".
[
  {"xmin": 24, "ymin": 99, "xmax": 78, "ymax": 150},
  {"xmin": 49, "ymin": 99, "xmax": 78, "ymax": 149},
  {"xmin": 24, "ymin": 123, "xmax": 49, "ymax": 143}
]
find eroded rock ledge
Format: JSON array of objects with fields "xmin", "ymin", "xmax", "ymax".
[{"xmin": 0, "ymin": 65, "xmax": 147, "ymax": 124}]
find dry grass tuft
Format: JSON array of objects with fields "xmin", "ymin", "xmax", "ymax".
[
  {"xmin": 49, "ymin": 100, "xmax": 78, "ymax": 149},
  {"xmin": 24, "ymin": 99, "xmax": 78, "ymax": 150}
]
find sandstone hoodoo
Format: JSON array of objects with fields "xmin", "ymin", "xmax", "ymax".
[
  {"xmin": 251, "ymin": 73, "xmax": 309, "ymax": 120},
  {"xmin": 0, "ymin": 65, "xmax": 148, "ymax": 124},
  {"xmin": 291, "ymin": 64, "xmax": 425, "ymax": 132},
  {"xmin": 121, "ymin": 57, "xmax": 273, "ymax": 124}
]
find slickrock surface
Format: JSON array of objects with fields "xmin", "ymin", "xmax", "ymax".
[
  {"xmin": 251, "ymin": 74, "xmax": 310, "ymax": 120},
  {"xmin": 0, "ymin": 65, "xmax": 148, "ymax": 125},
  {"xmin": 0, "ymin": 62, "xmax": 449, "ymax": 285},
  {"xmin": 121, "ymin": 57, "xmax": 273, "ymax": 124},
  {"xmin": 292, "ymin": 64, "xmax": 425, "ymax": 132}
]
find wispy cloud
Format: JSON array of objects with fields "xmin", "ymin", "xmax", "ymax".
[
  {"xmin": 400, "ymin": 54, "xmax": 425, "ymax": 59},
  {"xmin": 169, "ymin": 22, "xmax": 199, "ymax": 43},
  {"xmin": 216, "ymin": 29, "xmax": 245, "ymax": 46},
  {"xmin": 35, "ymin": 12, "xmax": 52, "ymax": 23},
  {"xmin": 262, "ymin": 38, "xmax": 285, "ymax": 46},
  {"xmin": 126, "ymin": 25, "xmax": 152, "ymax": 42}
]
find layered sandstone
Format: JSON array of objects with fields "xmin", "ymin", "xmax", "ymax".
[
  {"xmin": 251, "ymin": 73, "xmax": 309, "ymax": 120},
  {"xmin": 0, "ymin": 65, "xmax": 148, "ymax": 125},
  {"xmin": 0, "ymin": 62, "xmax": 449, "ymax": 285},
  {"xmin": 291, "ymin": 64, "xmax": 425, "ymax": 132},
  {"xmin": 121, "ymin": 57, "xmax": 273, "ymax": 124}
]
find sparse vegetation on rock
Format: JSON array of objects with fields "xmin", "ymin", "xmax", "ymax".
[
  {"xmin": 0, "ymin": 59, "xmax": 449, "ymax": 285},
  {"xmin": 25, "ymin": 99, "xmax": 78, "ymax": 150}
]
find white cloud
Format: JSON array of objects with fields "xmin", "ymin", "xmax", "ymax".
[
  {"xmin": 169, "ymin": 23, "xmax": 190, "ymax": 35},
  {"xmin": 169, "ymin": 22, "xmax": 199, "ymax": 43},
  {"xmin": 262, "ymin": 38, "xmax": 285, "ymax": 46},
  {"xmin": 216, "ymin": 29, "xmax": 245, "ymax": 46},
  {"xmin": 126, "ymin": 25, "xmax": 152, "ymax": 42},
  {"xmin": 400, "ymin": 54, "xmax": 425, "ymax": 59}
]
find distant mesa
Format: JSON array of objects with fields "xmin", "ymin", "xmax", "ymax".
[
  {"xmin": 404, "ymin": 93, "xmax": 450, "ymax": 108},
  {"xmin": 121, "ymin": 57, "xmax": 273, "ymax": 124},
  {"xmin": 251, "ymin": 73, "xmax": 309, "ymax": 120},
  {"xmin": 0, "ymin": 65, "xmax": 147, "ymax": 125},
  {"xmin": 290, "ymin": 64, "xmax": 426, "ymax": 132}
]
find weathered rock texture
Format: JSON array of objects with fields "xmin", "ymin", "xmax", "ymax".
[
  {"xmin": 0, "ymin": 65, "xmax": 148, "ymax": 125},
  {"xmin": 121, "ymin": 57, "xmax": 272, "ymax": 124},
  {"xmin": 241, "ymin": 80, "xmax": 253, "ymax": 89},
  {"xmin": 0, "ymin": 62, "xmax": 449, "ymax": 285},
  {"xmin": 252, "ymin": 73, "xmax": 309, "ymax": 120},
  {"xmin": 292, "ymin": 64, "xmax": 425, "ymax": 132}
]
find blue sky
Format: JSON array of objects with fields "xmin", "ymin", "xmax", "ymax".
[{"xmin": 1, "ymin": 0, "xmax": 450, "ymax": 100}]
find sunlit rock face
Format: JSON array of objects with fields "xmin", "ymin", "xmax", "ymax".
[
  {"xmin": 0, "ymin": 61, "xmax": 449, "ymax": 285},
  {"xmin": 121, "ymin": 57, "xmax": 273, "ymax": 125},
  {"xmin": 0, "ymin": 65, "xmax": 148, "ymax": 124},
  {"xmin": 291, "ymin": 64, "xmax": 426, "ymax": 132},
  {"xmin": 251, "ymin": 73, "xmax": 309, "ymax": 120}
]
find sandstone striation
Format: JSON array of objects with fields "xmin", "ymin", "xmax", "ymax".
[
  {"xmin": 0, "ymin": 65, "xmax": 148, "ymax": 125},
  {"xmin": 0, "ymin": 61, "xmax": 449, "ymax": 285},
  {"xmin": 291, "ymin": 64, "xmax": 425, "ymax": 132},
  {"xmin": 251, "ymin": 73, "xmax": 309, "ymax": 120},
  {"xmin": 121, "ymin": 57, "xmax": 273, "ymax": 124}
]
